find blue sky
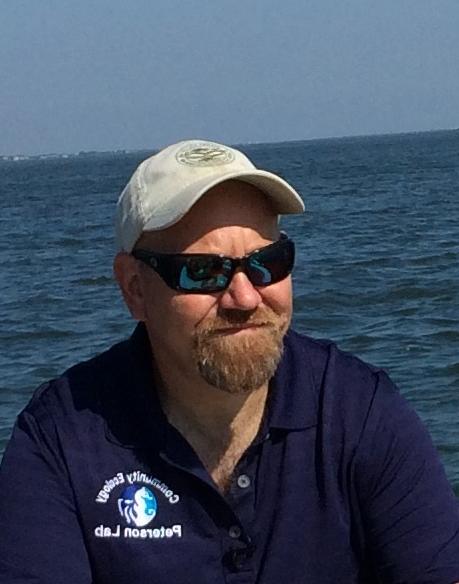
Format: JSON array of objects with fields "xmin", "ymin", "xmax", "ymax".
[{"xmin": 2, "ymin": 0, "xmax": 459, "ymax": 155}]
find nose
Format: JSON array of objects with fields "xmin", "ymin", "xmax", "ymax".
[{"xmin": 218, "ymin": 271, "xmax": 262, "ymax": 311}]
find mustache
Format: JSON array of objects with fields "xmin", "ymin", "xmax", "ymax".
[{"xmin": 197, "ymin": 308, "xmax": 279, "ymax": 333}]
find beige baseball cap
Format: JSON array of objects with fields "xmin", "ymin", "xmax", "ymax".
[{"xmin": 115, "ymin": 139, "xmax": 305, "ymax": 252}]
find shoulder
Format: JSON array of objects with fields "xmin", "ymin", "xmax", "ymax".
[
  {"xmin": 283, "ymin": 329, "xmax": 405, "ymax": 444},
  {"xmin": 15, "ymin": 324, "xmax": 158, "ymax": 451},
  {"xmin": 20, "ymin": 336, "xmax": 132, "ymax": 433},
  {"xmin": 284, "ymin": 328, "xmax": 390, "ymax": 401}
]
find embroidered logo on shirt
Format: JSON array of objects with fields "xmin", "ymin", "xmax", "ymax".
[
  {"xmin": 93, "ymin": 470, "xmax": 182, "ymax": 540},
  {"xmin": 118, "ymin": 485, "xmax": 157, "ymax": 527}
]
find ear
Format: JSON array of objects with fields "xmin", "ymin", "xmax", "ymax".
[{"xmin": 113, "ymin": 252, "xmax": 147, "ymax": 321}]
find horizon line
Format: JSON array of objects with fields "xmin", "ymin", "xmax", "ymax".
[{"xmin": 2, "ymin": 125, "xmax": 458, "ymax": 160}]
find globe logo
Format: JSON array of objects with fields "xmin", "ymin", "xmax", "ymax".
[{"xmin": 117, "ymin": 485, "xmax": 157, "ymax": 527}]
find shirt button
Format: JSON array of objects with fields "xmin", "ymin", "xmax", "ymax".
[
  {"xmin": 237, "ymin": 474, "xmax": 251, "ymax": 489},
  {"xmin": 231, "ymin": 548, "xmax": 248, "ymax": 570},
  {"xmin": 228, "ymin": 525, "xmax": 242, "ymax": 539}
]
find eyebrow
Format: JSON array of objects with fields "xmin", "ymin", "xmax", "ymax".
[{"xmin": 135, "ymin": 235, "xmax": 280, "ymax": 257}]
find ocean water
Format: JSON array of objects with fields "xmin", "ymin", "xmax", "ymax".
[{"xmin": 1, "ymin": 131, "xmax": 458, "ymax": 494}]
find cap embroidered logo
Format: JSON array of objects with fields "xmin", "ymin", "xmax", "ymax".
[{"xmin": 176, "ymin": 142, "xmax": 235, "ymax": 166}]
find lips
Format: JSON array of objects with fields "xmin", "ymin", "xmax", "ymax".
[{"xmin": 212, "ymin": 323, "xmax": 269, "ymax": 334}]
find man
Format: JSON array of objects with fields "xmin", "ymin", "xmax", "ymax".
[{"xmin": 0, "ymin": 139, "xmax": 458, "ymax": 583}]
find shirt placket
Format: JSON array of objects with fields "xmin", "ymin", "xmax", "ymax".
[
  {"xmin": 220, "ymin": 443, "xmax": 261, "ymax": 584},
  {"xmin": 160, "ymin": 421, "xmax": 266, "ymax": 583}
]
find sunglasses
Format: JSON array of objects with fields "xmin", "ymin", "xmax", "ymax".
[{"xmin": 132, "ymin": 233, "xmax": 295, "ymax": 293}]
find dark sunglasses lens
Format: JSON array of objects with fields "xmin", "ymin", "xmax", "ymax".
[
  {"xmin": 247, "ymin": 239, "xmax": 294, "ymax": 286},
  {"xmin": 178, "ymin": 257, "xmax": 232, "ymax": 291}
]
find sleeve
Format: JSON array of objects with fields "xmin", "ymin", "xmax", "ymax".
[
  {"xmin": 0, "ymin": 408, "xmax": 93, "ymax": 584},
  {"xmin": 356, "ymin": 370, "xmax": 459, "ymax": 584}
]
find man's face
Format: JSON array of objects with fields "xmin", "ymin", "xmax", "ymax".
[{"xmin": 115, "ymin": 180, "xmax": 293, "ymax": 394}]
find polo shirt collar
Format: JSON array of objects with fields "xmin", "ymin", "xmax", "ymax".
[
  {"xmin": 266, "ymin": 329, "xmax": 319, "ymax": 431},
  {"xmin": 103, "ymin": 325, "xmax": 318, "ymax": 449},
  {"xmin": 102, "ymin": 323, "xmax": 168, "ymax": 449}
]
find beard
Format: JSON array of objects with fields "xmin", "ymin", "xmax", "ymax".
[{"xmin": 192, "ymin": 307, "xmax": 290, "ymax": 394}]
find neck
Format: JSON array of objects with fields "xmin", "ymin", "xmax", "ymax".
[
  {"xmin": 152, "ymin": 353, "xmax": 269, "ymax": 491},
  {"xmin": 155, "ymin": 360, "xmax": 269, "ymax": 442}
]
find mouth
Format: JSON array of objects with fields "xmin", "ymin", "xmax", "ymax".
[{"xmin": 212, "ymin": 323, "xmax": 269, "ymax": 334}]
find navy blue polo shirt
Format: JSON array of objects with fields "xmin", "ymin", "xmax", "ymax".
[{"xmin": 1, "ymin": 324, "xmax": 459, "ymax": 584}]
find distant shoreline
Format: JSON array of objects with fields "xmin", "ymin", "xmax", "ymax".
[{"xmin": 2, "ymin": 127, "xmax": 458, "ymax": 162}]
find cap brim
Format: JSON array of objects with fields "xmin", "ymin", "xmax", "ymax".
[{"xmin": 142, "ymin": 169, "xmax": 305, "ymax": 232}]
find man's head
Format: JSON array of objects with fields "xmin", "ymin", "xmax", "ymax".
[{"xmin": 114, "ymin": 140, "xmax": 304, "ymax": 394}]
